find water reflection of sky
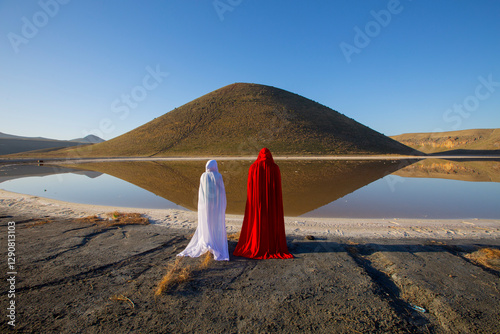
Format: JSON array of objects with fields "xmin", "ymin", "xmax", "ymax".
[
  {"xmin": 1, "ymin": 173, "xmax": 188, "ymax": 211},
  {"xmin": 1, "ymin": 163, "xmax": 499, "ymax": 219},
  {"xmin": 303, "ymin": 175, "xmax": 500, "ymax": 219}
]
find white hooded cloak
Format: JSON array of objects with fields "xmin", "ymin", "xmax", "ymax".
[{"xmin": 177, "ymin": 160, "xmax": 229, "ymax": 261}]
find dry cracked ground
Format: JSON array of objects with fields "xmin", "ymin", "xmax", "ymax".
[{"xmin": 1, "ymin": 214, "xmax": 499, "ymax": 333}]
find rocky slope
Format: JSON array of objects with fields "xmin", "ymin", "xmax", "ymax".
[{"xmin": 391, "ymin": 129, "xmax": 500, "ymax": 154}]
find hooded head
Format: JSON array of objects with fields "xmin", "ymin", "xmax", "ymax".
[
  {"xmin": 206, "ymin": 160, "xmax": 219, "ymax": 172},
  {"xmin": 256, "ymin": 147, "xmax": 274, "ymax": 163}
]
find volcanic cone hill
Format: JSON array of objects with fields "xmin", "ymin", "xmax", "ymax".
[{"xmin": 39, "ymin": 83, "xmax": 417, "ymax": 157}]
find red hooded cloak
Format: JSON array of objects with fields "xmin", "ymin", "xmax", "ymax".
[{"xmin": 233, "ymin": 148, "xmax": 293, "ymax": 259}]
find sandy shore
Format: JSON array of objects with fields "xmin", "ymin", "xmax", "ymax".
[
  {"xmin": 1, "ymin": 189, "xmax": 499, "ymax": 240},
  {"xmin": 1, "ymin": 189, "xmax": 500, "ymax": 333}
]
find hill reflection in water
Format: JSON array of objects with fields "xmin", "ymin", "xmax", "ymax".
[
  {"xmin": 393, "ymin": 158, "xmax": 500, "ymax": 182},
  {"xmin": 68, "ymin": 159, "xmax": 414, "ymax": 216}
]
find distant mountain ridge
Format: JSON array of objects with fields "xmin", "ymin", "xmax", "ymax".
[
  {"xmin": 36, "ymin": 83, "xmax": 417, "ymax": 157},
  {"xmin": 0, "ymin": 132, "xmax": 104, "ymax": 156},
  {"xmin": 391, "ymin": 129, "xmax": 500, "ymax": 154},
  {"xmin": 0, "ymin": 132, "xmax": 52, "ymax": 141},
  {"xmin": 69, "ymin": 135, "xmax": 105, "ymax": 144},
  {"xmin": 0, "ymin": 132, "xmax": 104, "ymax": 143}
]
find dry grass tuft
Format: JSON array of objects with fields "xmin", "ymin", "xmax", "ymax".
[
  {"xmin": 76, "ymin": 212, "xmax": 149, "ymax": 227},
  {"xmin": 106, "ymin": 211, "xmax": 149, "ymax": 226},
  {"xmin": 76, "ymin": 215, "xmax": 103, "ymax": 224},
  {"xmin": 154, "ymin": 252, "xmax": 217, "ymax": 297},
  {"xmin": 28, "ymin": 219, "xmax": 54, "ymax": 228},
  {"xmin": 464, "ymin": 248, "xmax": 500, "ymax": 271},
  {"xmin": 199, "ymin": 251, "xmax": 214, "ymax": 270},
  {"xmin": 109, "ymin": 294, "xmax": 135, "ymax": 308},
  {"xmin": 227, "ymin": 231, "xmax": 240, "ymax": 241},
  {"xmin": 155, "ymin": 257, "xmax": 191, "ymax": 296}
]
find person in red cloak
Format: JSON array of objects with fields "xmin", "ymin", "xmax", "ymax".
[{"xmin": 233, "ymin": 148, "xmax": 293, "ymax": 259}]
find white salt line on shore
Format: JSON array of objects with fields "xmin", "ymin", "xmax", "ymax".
[
  {"xmin": 1, "ymin": 189, "xmax": 499, "ymax": 239},
  {"xmin": 2, "ymin": 154, "xmax": 499, "ymax": 166}
]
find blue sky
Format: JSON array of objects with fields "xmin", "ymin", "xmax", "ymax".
[{"xmin": 1, "ymin": 0, "xmax": 499, "ymax": 140}]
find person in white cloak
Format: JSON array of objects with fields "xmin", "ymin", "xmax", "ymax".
[{"xmin": 177, "ymin": 160, "xmax": 229, "ymax": 261}]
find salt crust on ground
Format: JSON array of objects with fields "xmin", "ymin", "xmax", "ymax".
[{"xmin": 1, "ymin": 189, "xmax": 498, "ymax": 240}]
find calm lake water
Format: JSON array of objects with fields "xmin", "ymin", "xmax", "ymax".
[{"xmin": 1, "ymin": 159, "xmax": 499, "ymax": 219}]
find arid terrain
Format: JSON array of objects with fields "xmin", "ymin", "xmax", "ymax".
[
  {"xmin": 391, "ymin": 129, "xmax": 500, "ymax": 154},
  {"xmin": 1, "ymin": 190, "xmax": 499, "ymax": 333}
]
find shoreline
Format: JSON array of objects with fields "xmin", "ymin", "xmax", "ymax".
[
  {"xmin": 1, "ymin": 189, "xmax": 499, "ymax": 240},
  {"xmin": 1, "ymin": 190, "xmax": 499, "ymax": 332},
  {"xmin": 1, "ymin": 154, "xmax": 500, "ymax": 166}
]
